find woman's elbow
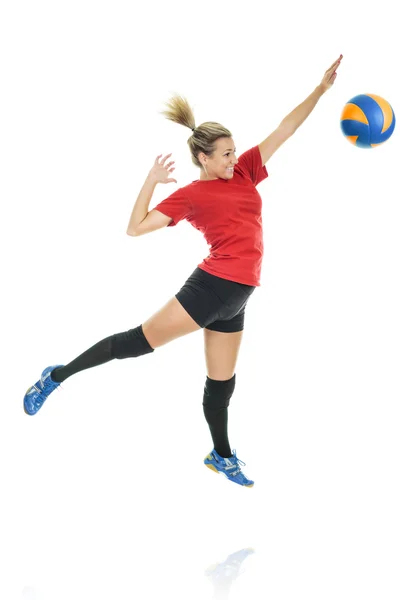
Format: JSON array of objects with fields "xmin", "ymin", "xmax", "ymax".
[{"xmin": 126, "ymin": 228, "xmax": 138, "ymax": 237}]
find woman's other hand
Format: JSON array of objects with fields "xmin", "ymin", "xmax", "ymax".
[{"xmin": 149, "ymin": 153, "xmax": 177, "ymax": 184}]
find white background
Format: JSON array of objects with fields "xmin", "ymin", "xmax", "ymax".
[{"xmin": 1, "ymin": 0, "xmax": 399, "ymax": 598}]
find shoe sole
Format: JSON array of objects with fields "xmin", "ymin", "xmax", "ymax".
[
  {"xmin": 23, "ymin": 387, "xmax": 34, "ymax": 415},
  {"xmin": 204, "ymin": 455, "xmax": 254, "ymax": 487}
]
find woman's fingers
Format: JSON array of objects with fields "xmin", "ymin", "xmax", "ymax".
[
  {"xmin": 155, "ymin": 153, "xmax": 174, "ymax": 168},
  {"xmin": 160, "ymin": 153, "xmax": 172, "ymax": 165},
  {"xmin": 327, "ymin": 54, "xmax": 343, "ymax": 72}
]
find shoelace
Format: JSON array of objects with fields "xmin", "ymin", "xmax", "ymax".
[
  {"xmin": 31, "ymin": 374, "xmax": 62, "ymax": 399},
  {"xmin": 32, "ymin": 373, "xmax": 52, "ymax": 394},
  {"xmin": 226, "ymin": 450, "xmax": 246, "ymax": 478}
]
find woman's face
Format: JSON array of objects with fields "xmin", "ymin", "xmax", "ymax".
[{"xmin": 202, "ymin": 137, "xmax": 238, "ymax": 180}]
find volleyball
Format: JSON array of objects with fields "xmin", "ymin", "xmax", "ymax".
[{"xmin": 340, "ymin": 94, "xmax": 395, "ymax": 148}]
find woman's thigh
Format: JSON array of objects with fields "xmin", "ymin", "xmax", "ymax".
[
  {"xmin": 203, "ymin": 328, "xmax": 244, "ymax": 380},
  {"xmin": 142, "ymin": 267, "xmax": 254, "ymax": 353},
  {"xmin": 142, "ymin": 297, "xmax": 201, "ymax": 349}
]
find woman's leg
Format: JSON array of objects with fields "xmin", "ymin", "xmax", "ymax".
[
  {"xmin": 202, "ymin": 326, "xmax": 254, "ymax": 486},
  {"xmin": 51, "ymin": 297, "xmax": 201, "ymax": 383},
  {"xmin": 202, "ymin": 329, "xmax": 244, "ymax": 457}
]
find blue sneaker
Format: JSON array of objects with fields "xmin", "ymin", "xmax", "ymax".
[
  {"xmin": 24, "ymin": 365, "xmax": 64, "ymax": 415},
  {"xmin": 204, "ymin": 449, "xmax": 254, "ymax": 487}
]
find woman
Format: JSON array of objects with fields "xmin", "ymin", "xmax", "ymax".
[{"xmin": 23, "ymin": 55, "xmax": 343, "ymax": 487}]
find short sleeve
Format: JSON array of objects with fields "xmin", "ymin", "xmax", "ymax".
[
  {"xmin": 236, "ymin": 145, "xmax": 268, "ymax": 186},
  {"xmin": 152, "ymin": 188, "xmax": 192, "ymax": 227}
]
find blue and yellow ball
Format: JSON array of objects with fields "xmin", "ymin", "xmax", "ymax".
[{"xmin": 340, "ymin": 94, "xmax": 395, "ymax": 148}]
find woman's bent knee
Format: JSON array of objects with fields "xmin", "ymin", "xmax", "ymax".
[
  {"xmin": 142, "ymin": 297, "xmax": 201, "ymax": 349},
  {"xmin": 111, "ymin": 325, "xmax": 154, "ymax": 359}
]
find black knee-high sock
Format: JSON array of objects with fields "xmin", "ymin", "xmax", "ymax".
[
  {"xmin": 203, "ymin": 375, "xmax": 236, "ymax": 458},
  {"xmin": 51, "ymin": 325, "xmax": 154, "ymax": 383}
]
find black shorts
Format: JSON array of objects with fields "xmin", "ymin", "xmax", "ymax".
[{"xmin": 175, "ymin": 267, "xmax": 256, "ymax": 333}]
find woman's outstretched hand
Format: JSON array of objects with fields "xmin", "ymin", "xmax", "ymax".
[
  {"xmin": 320, "ymin": 54, "xmax": 343, "ymax": 93},
  {"xmin": 149, "ymin": 153, "xmax": 177, "ymax": 184}
]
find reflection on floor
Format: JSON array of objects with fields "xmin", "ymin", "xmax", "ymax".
[
  {"xmin": 20, "ymin": 588, "xmax": 39, "ymax": 600},
  {"xmin": 204, "ymin": 547, "xmax": 255, "ymax": 599}
]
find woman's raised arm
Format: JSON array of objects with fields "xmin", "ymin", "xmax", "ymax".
[
  {"xmin": 126, "ymin": 153, "xmax": 176, "ymax": 235},
  {"xmin": 258, "ymin": 54, "xmax": 343, "ymax": 165}
]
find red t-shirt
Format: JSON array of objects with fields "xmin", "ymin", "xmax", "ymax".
[{"xmin": 153, "ymin": 145, "xmax": 268, "ymax": 286}]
